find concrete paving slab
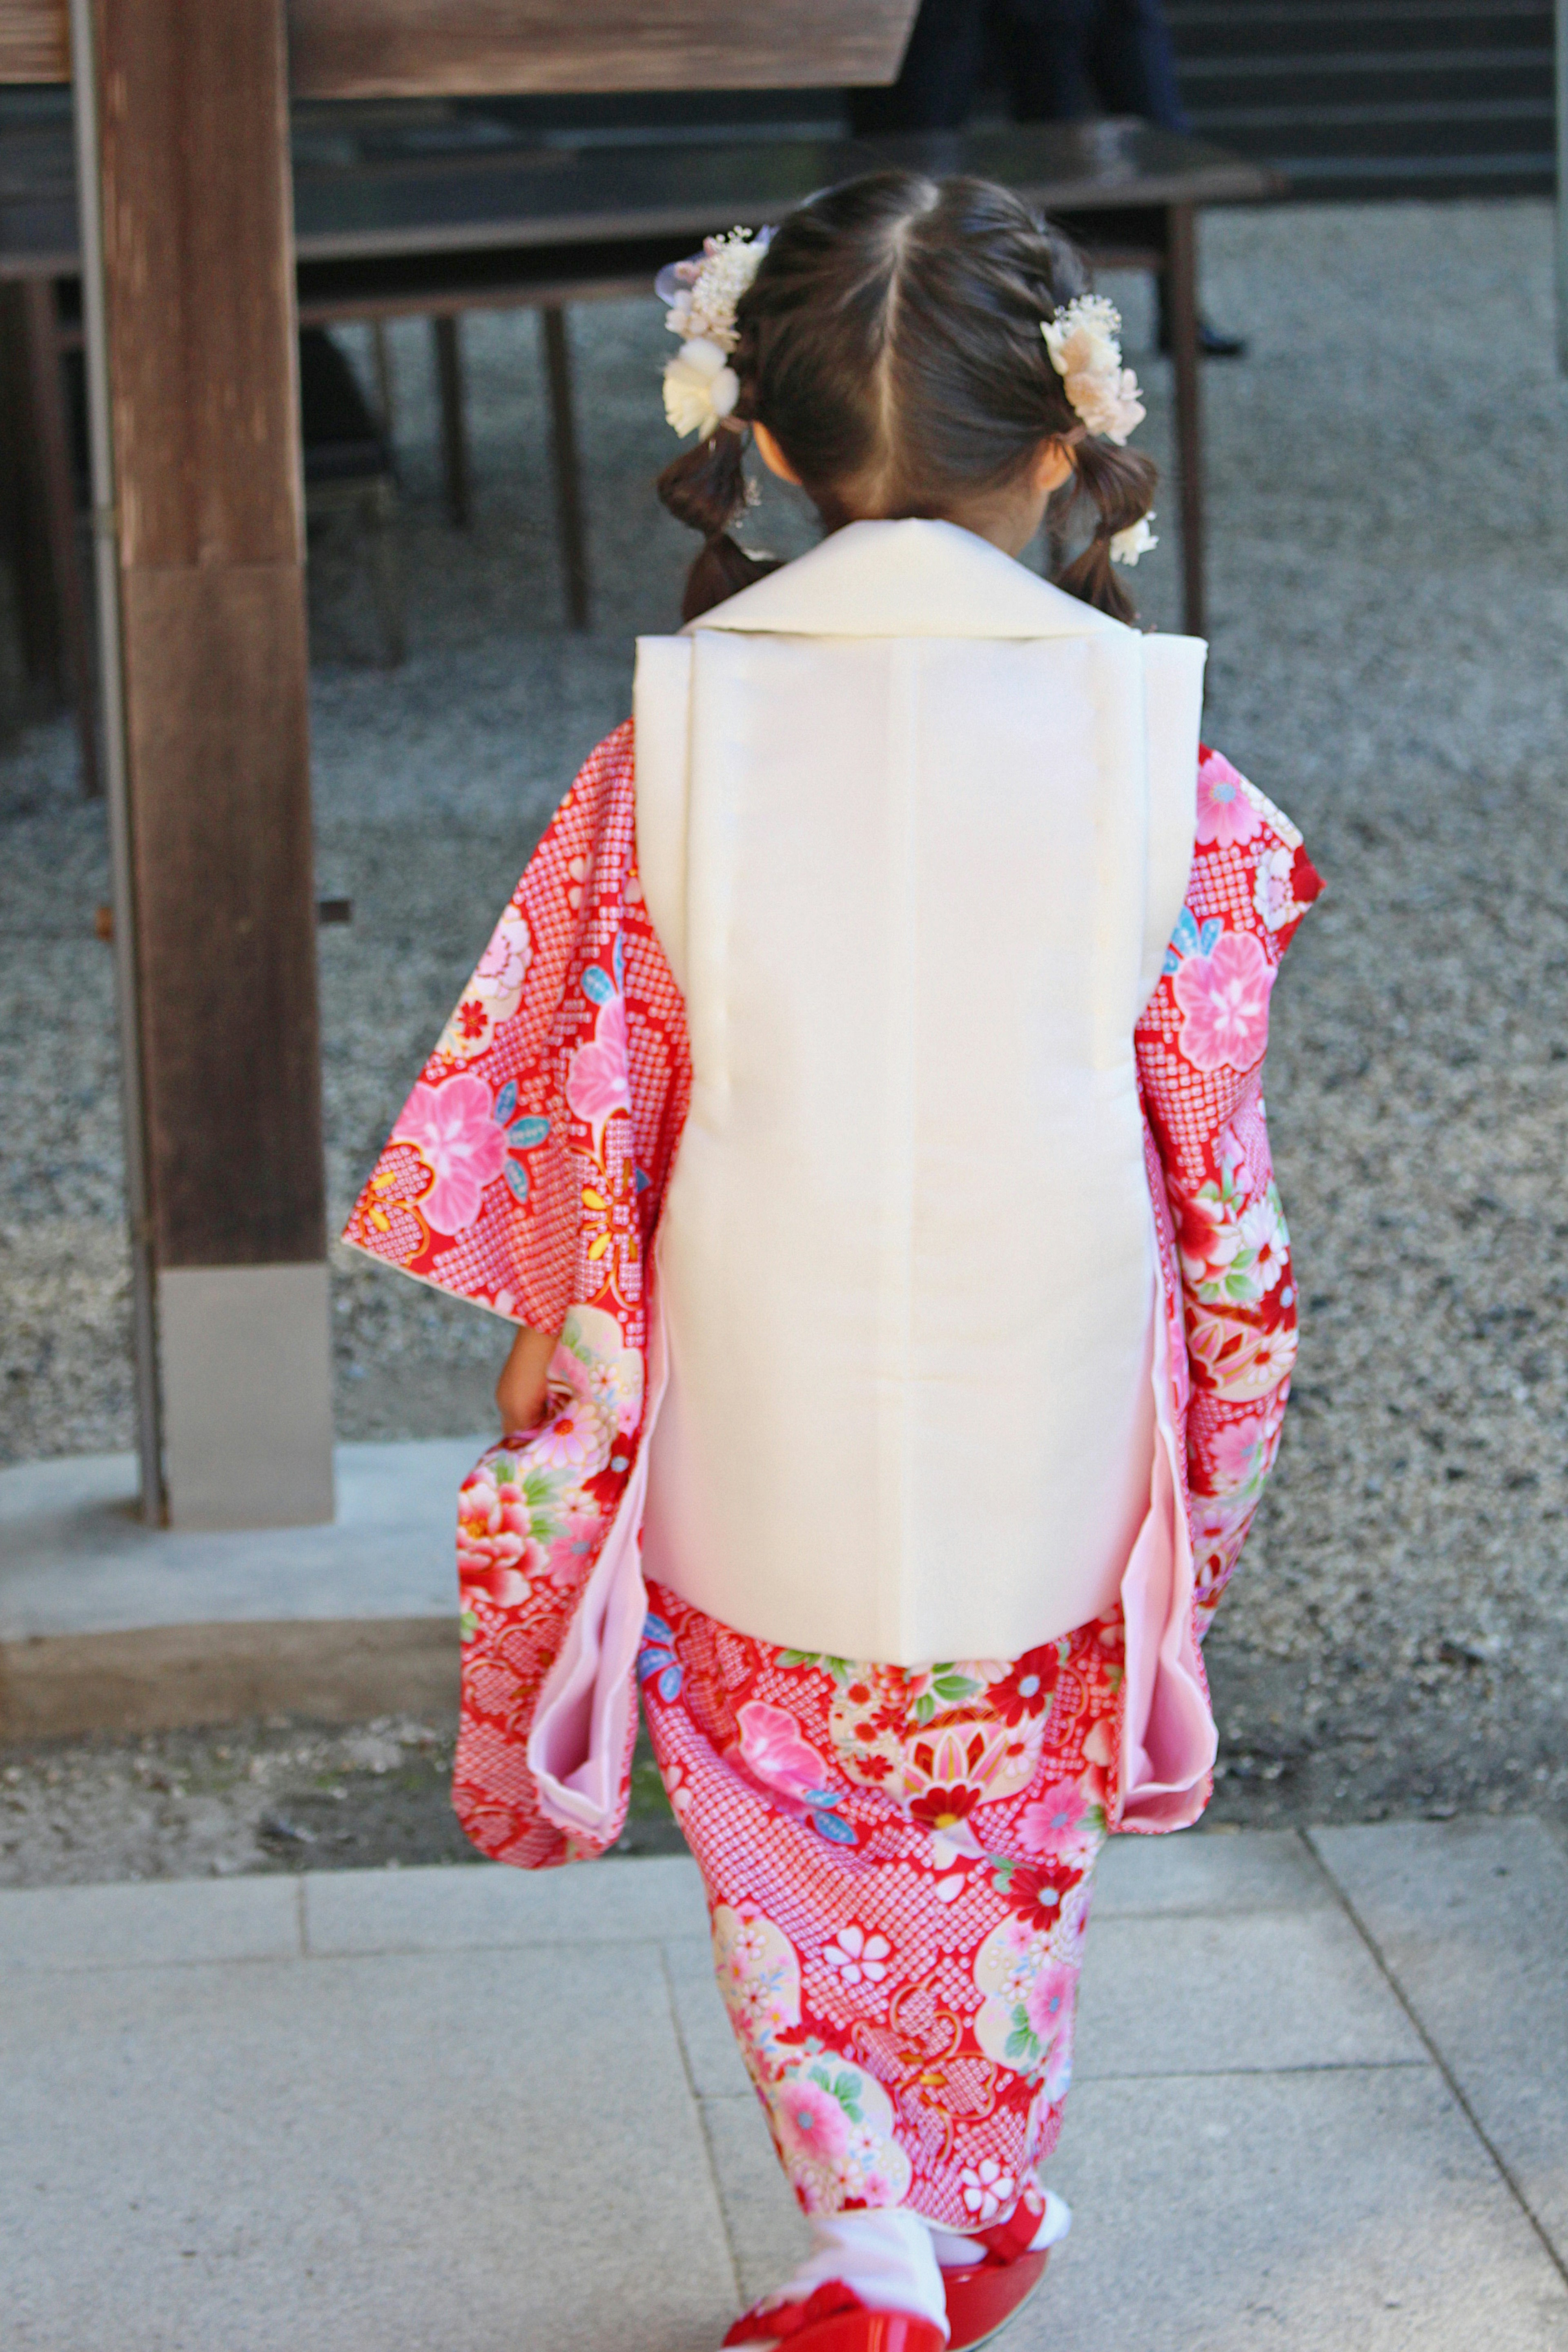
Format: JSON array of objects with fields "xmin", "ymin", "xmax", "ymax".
[
  {"xmin": 664, "ymin": 1930, "xmax": 754, "ymax": 2100},
  {"xmin": 1311, "ymin": 1816, "xmax": 1568, "ymax": 2263},
  {"xmin": 1073, "ymin": 1909, "xmax": 1427, "ymax": 2076},
  {"xmin": 303, "ymin": 1853, "xmax": 709, "ymax": 1953},
  {"xmin": 0, "ymin": 1872, "xmax": 301, "ymax": 1970},
  {"xmin": 0, "ymin": 1437, "xmax": 483, "ymax": 1637},
  {"xmin": 1094, "ymin": 1824, "xmax": 1333, "ymax": 1916},
  {"xmin": 2, "ymin": 1939, "xmax": 737, "ymax": 2352},
  {"xmin": 1036, "ymin": 2067, "xmax": 1568, "ymax": 2351},
  {"xmin": 699, "ymin": 2089, "xmax": 812, "ymax": 2312}
]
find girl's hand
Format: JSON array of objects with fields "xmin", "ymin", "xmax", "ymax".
[{"xmin": 495, "ymin": 1323, "xmax": 560, "ymax": 1438}]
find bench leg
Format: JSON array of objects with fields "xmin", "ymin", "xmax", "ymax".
[
  {"xmin": 541, "ymin": 305, "xmax": 590, "ymax": 631},
  {"xmin": 370, "ymin": 318, "xmax": 396, "ymax": 441},
  {"xmin": 22, "ymin": 279, "xmax": 99, "ymax": 794},
  {"xmin": 1164, "ymin": 204, "xmax": 1205, "ymax": 640},
  {"xmin": 432, "ymin": 313, "xmax": 471, "ymax": 529},
  {"xmin": 363, "ymin": 478, "xmax": 405, "ymax": 668}
]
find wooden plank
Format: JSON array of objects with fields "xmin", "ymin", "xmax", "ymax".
[
  {"xmin": 286, "ymin": 0, "xmax": 918, "ymax": 98},
  {"xmin": 122, "ymin": 562, "xmax": 323, "ymax": 1267},
  {"xmin": 98, "ymin": 0, "xmax": 301, "ymax": 568},
  {"xmin": 0, "ymin": 1, "xmax": 68, "ymax": 83}
]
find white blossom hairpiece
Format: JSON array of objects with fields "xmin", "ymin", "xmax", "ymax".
[
  {"xmin": 1042, "ymin": 295, "xmax": 1146, "ymax": 446},
  {"xmin": 1110, "ymin": 512, "xmax": 1157, "ymax": 567},
  {"xmin": 657, "ymin": 226, "xmax": 773, "ymax": 441}
]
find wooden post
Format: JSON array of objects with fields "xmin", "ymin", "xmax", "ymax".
[
  {"xmin": 541, "ymin": 305, "xmax": 589, "ymax": 630},
  {"xmin": 1557, "ymin": 0, "xmax": 1568, "ymax": 372},
  {"xmin": 86, "ymin": 0, "xmax": 333, "ymax": 1528},
  {"xmin": 1165, "ymin": 202, "xmax": 1205, "ymax": 640}
]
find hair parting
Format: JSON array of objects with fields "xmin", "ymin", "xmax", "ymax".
[{"xmin": 655, "ymin": 171, "xmax": 1156, "ymax": 626}]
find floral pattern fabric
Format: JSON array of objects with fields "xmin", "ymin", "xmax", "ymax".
[
  {"xmin": 344, "ymin": 722, "xmax": 691, "ymax": 1867},
  {"xmin": 1134, "ymin": 746, "xmax": 1321, "ymax": 1628},
  {"xmin": 344, "ymin": 723, "xmax": 1319, "ymax": 1864},
  {"xmin": 640, "ymin": 1582, "xmax": 1121, "ymax": 2227}
]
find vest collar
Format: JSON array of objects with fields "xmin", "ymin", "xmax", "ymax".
[{"xmin": 688, "ymin": 516, "xmax": 1129, "ymax": 641}]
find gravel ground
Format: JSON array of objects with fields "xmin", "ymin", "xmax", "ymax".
[
  {"xmin": 0, "ymin": 1715, "xmax": 684, "ymax": 1887},
  {"xmin": 3, "ymin": 198, "xmax": 1567, "ymax": 1838}
]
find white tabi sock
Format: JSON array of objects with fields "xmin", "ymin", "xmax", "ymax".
[
  {"xmin": 731, "ymin": 2209, "xmax": 949, "ymax": 2343},
  {"xmin": 927, "ymin": 2188, "xmax": 1072, "ymax": 2269}
]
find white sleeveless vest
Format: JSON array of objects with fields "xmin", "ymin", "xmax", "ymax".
[{"xmin": 633, "ymin": 519, "xmax": 1203, "ymax": 1665}]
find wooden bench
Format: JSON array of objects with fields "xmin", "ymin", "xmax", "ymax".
[{"xmin": 1, "ymin": 102, "xmax": 1280, "ymax": 786}]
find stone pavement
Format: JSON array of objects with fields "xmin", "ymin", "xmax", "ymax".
[
  {"xmin": 0, "ymin": 1439, "xmax": 480, "ymax": 1736},
  {"xmin": 4, "ymin": 1817, "xmax": 1566, "ymax": 2351}
]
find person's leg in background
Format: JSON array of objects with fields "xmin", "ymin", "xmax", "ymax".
[
  {"xmin": 848, "ymin": 0, "xmax": 989, "ymax": 136},
  {"xmin": 993, "ymin": 0, "xmax": 1248, "ymax": 355}
]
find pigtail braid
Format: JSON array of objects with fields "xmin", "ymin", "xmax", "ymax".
[
  {"xmin": 1053, "ymin": 436, "xmax": 1158, "ymax": 626},
  {"xmin": 655, "ymin": 335, "xmax": 785, "ymax": 622}
]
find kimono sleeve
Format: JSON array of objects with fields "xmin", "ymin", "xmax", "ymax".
[
  {"xmin": 341, "ymin": 719, "xmax": 690, "ymax": 1343},
  {"xmin": 1136, "ymin": 746, "xmax": 1323, "ymax": 1632}
]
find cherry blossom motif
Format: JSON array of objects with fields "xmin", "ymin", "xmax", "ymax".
[
  {"xmin": 1194, "ymin": 751, "xmax": 1262, "ymax": 849},
  {"xmin": 435, "ymin": 908, "xmax": 533, "ymax": 1061},
  {"xmin": 959, "ymin": 2157, "xmax": 1017, "ymax": 2224},
  {"xmin": 822, "ymin": 1925, "xmax": 892, "ymax": 1986},
  {"xmin": 1018, "ymin": 1783, "xmax": 1090, "ymax": 1856},
  {"xmin": 392, "ymin": 1074, "xmax": 509, "ymax": 1234},
  {"xmin": 1172, "ymin": 930, "xmax": 1274, "ymax": 1073},
  {"xmin": 474, "ymin": 909, "xmax": 530, "ymax": 995},
  {"xmin": 1207, "ymin": 1413, "xmax": 1272, "ymax": 1492},
  {"xmin": 737, "ymin": 1700, "xmax": 835, "ymax": 1801},
  {"xmin": 1024, "ymin": 1960, "xmax": 1076, "ymax": 2047},
  {"xmin": 566, "ymin": 989, "xmax": 632, "ymax": 1151},
  {"xmin": 1253, "ymin": 841, "xmax": 1297, "ymax": 930},
  {"xmin": 775, "ymin": 2073, "xmax": 851, "ymax": 2164}
]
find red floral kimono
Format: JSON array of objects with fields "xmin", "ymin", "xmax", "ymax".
[{"xmin": 344, "ymin": 719, "xmax": 1319, "ymax": 2227}]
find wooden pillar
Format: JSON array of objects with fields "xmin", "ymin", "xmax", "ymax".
[{"xmin": 89, "ymin": 0, "xmax": 332, "ymax": 1526}]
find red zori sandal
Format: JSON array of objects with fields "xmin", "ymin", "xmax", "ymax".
[
  {"xmin": 940, "ymin": 2183, "xmax": 1065, "ymax": 2351},
  {"xmin": 723, "ymin": 2283, "xmax": 945, "ymax": 2352}
]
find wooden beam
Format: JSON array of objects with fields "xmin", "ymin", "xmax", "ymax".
[
  {"xmin": 0, "ymin": 2, "xmax": 68, "ymax": 83},
  {"xmin": 287, "ymin": 0, "xmax": 918, "ymax": 96},
  {"xmin": 1, "ymin": 0, "xmax": 917, "ymax": 91}
]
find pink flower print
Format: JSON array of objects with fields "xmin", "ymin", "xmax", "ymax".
[
  {"xmin": 1018, "ymin": 1783, "xmax": 1089, "ymax": 1856},
  {"xmin": 393, "ymin": 1075, "xmax": 509, "ymax": 1234},
  {"xmin": 456, "ymin": 1467, "xmax": 540, "ymax": 1606},
  {"xmin": 566, "ymin": 991, "xmax": 631, "ymax": 1150},
  {"xmin": 1025, "ymin": 1960, "xmax": 1076, "ymax": 2048},
  {"xmin": 776, "ymin": 2074, "xmax": 850, "ymax": 2163},
  {"xmin": 1194, "ymin": 751, "xmax": 1261, "ymax": 849},
  {"xmin": 474, "ymin": 909, "xmax": 530, "ymax": 995},
  {"xmin": 1173, "ymin": 930, "xmax": 1273, "ymax": 1073},
  {"xmin": 1253, "ymin": 842, "xmax": 1296, "ymax": 931},
  {"xmin": 736, "ymin": 1700, "xmax": 834, "ymax": 1801},
  {"xmin": 531, "ymin": 1397, "xmax": 604, "ymax": 1473},
  {"xmin": 1208, "ymin": 1414, "xmax": 1270, "ymax": 1490},
  {"xmin": 822, "ymin": 1925, "xmax": 891, "ymax": 1986},
  {"xmin": 960, "ymin": 2158, "xmax": 1017, "ymax": 2224}
]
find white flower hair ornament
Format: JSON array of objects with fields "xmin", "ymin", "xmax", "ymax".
[
  {"xmin": 1042, "ymin": 294, "xmax": 1146, "ymax": 446},
  {"xmin": 1110, "ymin": 512, "xmax": 1158, "ymax": 568},
  {"xmin": 657, "ymin": 225, "xmax": 773, "ymax": 441}
]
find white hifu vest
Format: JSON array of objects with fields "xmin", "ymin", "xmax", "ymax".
[{"xmin": 633, "ymin": 519, "xmax": 1204, "ymax": 1665}]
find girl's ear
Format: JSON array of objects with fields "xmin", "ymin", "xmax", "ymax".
[
  {"xmin": 1030, "ymin": 436, "xmax": 1078, "ymax": 497},
  {"xmin": 753, "ymin": 421, "xmax": 803, "ymax": 486}
]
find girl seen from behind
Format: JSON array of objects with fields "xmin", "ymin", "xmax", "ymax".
[{"xmin": 347, "ymin": 172, "xmax": 1319, "ymax": 2351}]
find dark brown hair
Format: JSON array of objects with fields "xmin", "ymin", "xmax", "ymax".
[{"xmin": 657, "ymin": 171, "xmax": 1156, "ymax": 624}]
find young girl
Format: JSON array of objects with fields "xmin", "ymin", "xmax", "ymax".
[{"xmin": 346, "ymin": 172, "xmax": 1319, "ymax": 2352}]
